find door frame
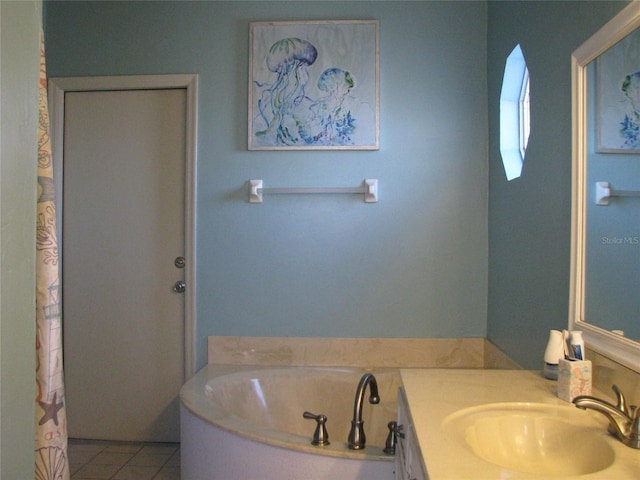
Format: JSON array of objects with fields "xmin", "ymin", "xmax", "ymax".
[{"xmin": 48, "ymin": 74, "xmax": 198, "ymax": 379}]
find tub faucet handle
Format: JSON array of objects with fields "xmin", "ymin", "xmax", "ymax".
[
  {"xmin": 383, "ymin": 421, "xmax": 398, "ymax": 455},
  {"xmin": 303, "ymin": 411, "xmax": 330, "ymax": 446}
]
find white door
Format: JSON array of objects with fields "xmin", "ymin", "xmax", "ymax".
[{"xmin": 62, "ymin": 88, "xmax": 186, "ymax": 442}]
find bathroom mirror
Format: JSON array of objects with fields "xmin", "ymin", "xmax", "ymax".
[{"xmin": 570, "ymin": 1, "xmax": 640, "ymax": 372}]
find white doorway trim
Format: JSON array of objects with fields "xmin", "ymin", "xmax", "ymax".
[{"xmin": 48, "ymin": 74, "xmax": 198, "ymax": 379}]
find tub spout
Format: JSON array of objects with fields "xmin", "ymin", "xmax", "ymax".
[{"xmin": 347, "ymin": 373, "xmax": 380, "ymax": 450}]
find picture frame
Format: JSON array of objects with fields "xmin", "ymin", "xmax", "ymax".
[
  {"xmin": 248, "ymin": 20, "xmax": 379, "ymax": 150},
  {"xmin": 597, "ymin": 27, "xmax": 640, "ymax": 153}
]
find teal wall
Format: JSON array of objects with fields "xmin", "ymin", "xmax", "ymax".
[
  {"xmin": 585, "ymin": 59, "xmax": 640, "ymax": 340},
  {"xmin": 1, "ymin": 1, "xmax": 40, "ymax": 477},
  {"xmin": 44, "ymin": 1, "xmax": 630, "ymax": 371},
  {"xmin": 487, "ymin": 1, "xmax": 628, "ymax": 368},
  {"xmin": 45, "ymin": 1, "xmax": 489, "ymax": 370}
]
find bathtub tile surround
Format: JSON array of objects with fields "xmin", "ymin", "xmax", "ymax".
[
  {"xmin": 68, "ymin": 440, "xmax": 180, "ymax": 480},
  {"xmin": 484, "ymin": 340, "xmax": 522, "ymax": 369},
  {"xmin": 208, "ymin": 336, "xmax": 519, "ymax": 369}
]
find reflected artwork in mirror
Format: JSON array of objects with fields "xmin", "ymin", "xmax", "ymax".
[{"xmin": 570, "ymin": 1, "xmax": 640, "ymax": 372}]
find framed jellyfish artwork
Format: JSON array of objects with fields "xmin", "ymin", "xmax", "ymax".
[
  {"xmin": 596, "ymin": 26, "xmax": 640, "ymax": 152},
  {"xmin": 248, "ymin": 20, "xmax": 379, "ymax": 150}
]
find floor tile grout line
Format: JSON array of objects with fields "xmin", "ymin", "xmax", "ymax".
[{"xmin": 68, "ymin": 440, "xmax": 180, "ymax": 480}]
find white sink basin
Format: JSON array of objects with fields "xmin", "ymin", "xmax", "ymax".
[{"xmin": 442, "ymin": 403, "xmax": 615, "ymax": 476}]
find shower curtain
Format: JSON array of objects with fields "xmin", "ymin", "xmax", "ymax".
[{"xmin": 35, "ymin": 31, "xmax": 70, "ymax": 480}]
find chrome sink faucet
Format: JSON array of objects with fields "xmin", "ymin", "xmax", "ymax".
[
  {"xmin": 573, "ymin": 385, "xmax": 640, "ymax": 449},
  {"xmin": 347, "ymin": 373, "xmax": 380, "ymax": 450}
]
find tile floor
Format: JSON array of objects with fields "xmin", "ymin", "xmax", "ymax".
[{"xmin": 68, "ymin": 439, "xmax": 180, "ymax": 480}]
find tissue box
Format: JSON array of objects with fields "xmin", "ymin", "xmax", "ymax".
[{"xmin": 558, "ymin": 358, "xmax": 592, "ymax": 402}]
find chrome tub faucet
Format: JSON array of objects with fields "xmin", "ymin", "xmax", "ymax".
[
  {"xmin": 347, "ymin": 373, "xmax": 380, "ymax": 450},
  {"xmin": 573, "ymin": 385, "xmax": 640, "ymax": 449}
]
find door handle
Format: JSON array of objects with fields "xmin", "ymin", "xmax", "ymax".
[{"xmin": 172, "ymin": 280, "xmax": 186, "ymax": 293}]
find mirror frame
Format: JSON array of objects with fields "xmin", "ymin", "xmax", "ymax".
[{"xmin": 570, "ymin": 1, "xmax": 640, "ymax": 373}]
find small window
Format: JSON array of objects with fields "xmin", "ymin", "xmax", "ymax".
[{"xmin": 500, "ymin": 44, "xmax": 530, "ymax": 181}]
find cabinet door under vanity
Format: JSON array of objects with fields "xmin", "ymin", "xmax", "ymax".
[{"xmin": 396, "ymin": 388, "xmax": 428, "ymax": 480}]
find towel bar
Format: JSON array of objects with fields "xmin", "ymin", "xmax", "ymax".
[{"xmin": 249, "ymin": 179, "xmax": 378, "ymax": 203}]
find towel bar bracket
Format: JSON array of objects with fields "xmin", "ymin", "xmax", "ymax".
[{"xmin": 596, "ymin": 181, "xmax": 640, "ymax": 206}]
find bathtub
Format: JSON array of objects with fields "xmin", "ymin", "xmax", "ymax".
[{"xmin": 180, "ymin": 365, "xmax": 401, "ymax": 480}]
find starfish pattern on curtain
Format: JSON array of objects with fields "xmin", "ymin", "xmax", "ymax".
[{"xmin": 35, "ymin": 30, "xmax": 70, "ymax": 480}]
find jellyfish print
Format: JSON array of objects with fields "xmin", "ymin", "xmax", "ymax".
[
  {"xmin": 254, "ymin": 37, "xmax": 318, "ymax": 146},
  {"xmin": 300, "ymin": 68, "xmax": 357, "ymax": 146},
  {"xmin": 619, "ymin": 71, "xmax": 640, "ymax": 149}
]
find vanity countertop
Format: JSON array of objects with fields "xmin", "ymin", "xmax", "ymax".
[{"xmin": 399, "ymin": 369, "xmax": 640, "ymax": 480}]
